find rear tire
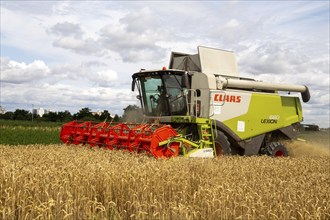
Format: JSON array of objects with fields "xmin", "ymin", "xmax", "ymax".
[
  {"xmin": 263, "ymin": 142, "xmax": 288, "ymax": 157},
  {"xmin": 214, "ymin": 130, "xmax": 231, "ymax": 157}
]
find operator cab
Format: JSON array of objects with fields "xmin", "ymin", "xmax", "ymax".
[{"xmin": 132, "ymin": 69, "xmax": 190, "ymax": 116}]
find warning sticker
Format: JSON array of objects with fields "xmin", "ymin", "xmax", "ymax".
[
  {"xmin": 237, "ymin": 121, "xmax": 245, "ymax": 132},
  {"xmin": 214, "ymin": 105, "xmax": 222, "ymax": 114}
]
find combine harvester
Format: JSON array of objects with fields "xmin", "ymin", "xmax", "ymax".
[{"xmin": 60, "ymin": 46, "xmax": 310, "ymax": 158}]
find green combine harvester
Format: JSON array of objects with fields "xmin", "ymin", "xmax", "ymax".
[{"xmin": 60, "ymin": 46, "xmax": 310, "ymax": 158}]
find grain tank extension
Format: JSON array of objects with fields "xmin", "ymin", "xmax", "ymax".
[{"xmin": 60, "ymin": 46, "xmax": 310, "ymax": 158}]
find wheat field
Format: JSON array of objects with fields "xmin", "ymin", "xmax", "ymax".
[{"xmin": 0, "ymin": 141, "xmax": 329, "ymax": 220}]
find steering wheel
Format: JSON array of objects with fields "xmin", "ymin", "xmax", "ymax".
[{"xmin": 150, "ymin": 94, "xmax": 160, "ymax": 103}]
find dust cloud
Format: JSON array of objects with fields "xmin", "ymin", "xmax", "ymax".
[{"xmin": 286, "ymin": 140, "xmax": 330, "ymax": 157}]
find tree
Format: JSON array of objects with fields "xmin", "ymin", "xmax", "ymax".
[
  {"xmin": 0, "ymin": 111, "xmax": 14, "ymax": 120},
  {"xmin": 42, "ymin": 112, "xmax": 58, "ymax": 122},
  {"xmin": 74, "ymin": 107, "xmax": 94, "ymax": 120},
  {"xmin": 57, "ymin": 111, "xmax": 73, "ymax": 122},
  {"xmin": 99, "ymin": 110, "xmax": 111, "ymax": 121},
  {"xmin": 114, "ymin": 114, "xmax": 121, "ymax": 122},
  {"xmin": 122, "ymin": 105, "xmax": 143, "ymax": 123},
  {"xmin": 13, "ymin": 109, "xmax": 30, "ymax": 120},
  {"xmin": 39, "ymin": 111, "xmax": 71, "ymax": 122}
]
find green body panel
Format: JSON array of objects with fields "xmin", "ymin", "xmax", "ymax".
[
  {"xmin": 281, "ymin": 96, "xmax": 302, "ymax": 125},
  {"xmin": 166, "ymin": 92, "xmax": 302, "ymax": 155},
  {"xmin": 169, "ymin": 116, "xmax": 216, "ymax": 156},
  {"xmin": 222, "ymin": 93, "xmax": 302, "ymax": 140}
]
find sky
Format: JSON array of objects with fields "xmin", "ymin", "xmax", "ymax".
[{"xmin": 0, "ymin": 1, "xmax": 329, "ymax": 127}]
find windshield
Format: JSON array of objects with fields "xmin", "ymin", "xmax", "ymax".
[{"xmin": 137, "ymin": 72, "xmax": 188, "ymax": 116}]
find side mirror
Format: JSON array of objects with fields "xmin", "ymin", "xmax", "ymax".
[{"xmin": 131, "ymin": 78, "xmax": 136, "ymax": 91}]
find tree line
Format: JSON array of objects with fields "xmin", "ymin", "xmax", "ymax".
[{"xmin": 0, "ymin": 105, "xmax": 143, "ymax": 123}]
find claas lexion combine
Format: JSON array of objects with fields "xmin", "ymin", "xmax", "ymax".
[{"xmin": 60, "ymin": 46, "xmax": 310, "ymax": 158}]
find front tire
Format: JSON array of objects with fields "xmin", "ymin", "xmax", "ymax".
[
  {"xmin": 263, "ymin": 142, "xmax": 288, "ymax": 157},
  {"xmin": 214, "ymin": 130, "xmax": 231, "ymax": 157}
]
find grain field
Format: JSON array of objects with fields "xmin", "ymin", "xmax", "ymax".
[{"xmin": 0, "ymin": 144, "xmax": 329, "ymax": 220}]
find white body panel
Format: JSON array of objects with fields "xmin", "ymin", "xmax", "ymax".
[
  {"xmin": 187, "ymin": 148, "xmax": 214, "ymax": 158},
  {"xmin": 210, "ymin": 90, "xmax": 252, "ymax": 121},
  {"xmin": 198, "ymin": 46, "xmax": 239, "ymax": 77}
]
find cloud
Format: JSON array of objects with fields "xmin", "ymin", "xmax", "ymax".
[
  {"xmin": 50, "ymin": 22, "xmax": 83, "ymax": 37},
  {"xmin": 1, "ymin": 1, "xmax": 57, "ymax": 15},
  {"xmin": 1, "ymin": 58, "xmax": 135, "ymax": 115},
  {"xmin": 1, "ymin": 57, "xmax": 51, "ymax": 84},
  {"xmin": 49, "ymin": 21, "xmax": 102, "ymax": 55},
  {"xmin": 45, "ymin": 6, "xmax": 169, "ymax": 62},
  {"xmin": 98, "ymin": 7, "xmax": 168, "ymax": 62},
  {"xmin": 237, "ymin": 39, "xmax": 329, "ymax": 86},
  {"xmin": 225, "ymin": 19, "xmax": 240, "ymax": 28},
  {"xmin": 1, "ymin": 1, "xmax": 329, "ymax": 127},
  {"xmin": 90, "ymin": 70, "xmax": 118, "ymax": 87},
  {"xmin": 238, "ymin": 41, "xmax": 309, "ymax": 75},
  {"xmin": 119, "ymin": 7, "xmax": 158, "ymax": 34},
  {"xmin": 53, "ymin": 37, "xmax": 100, "ymax": 55},
  {"xmin": 50, "ymin": 61, "xmax": 119, "ymax": 85}
]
